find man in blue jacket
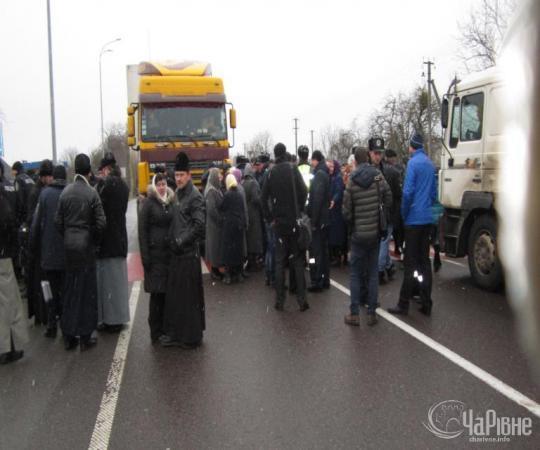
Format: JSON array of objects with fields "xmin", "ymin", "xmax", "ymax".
[{"xmin": 388, "ymin": 133, "xmax": 437, "ymax": 316}]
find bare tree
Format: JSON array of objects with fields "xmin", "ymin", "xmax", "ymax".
[
  {"xmin": 458, "ymin": 0, "xmax": 516, "ymax": 72},
  {"xmin": 245, "ymin": 131, "xmax": 274, "ymax": 160},
  {"xmin": 367, "ymin": 86, "xmax": 441, "ymax": 164}
]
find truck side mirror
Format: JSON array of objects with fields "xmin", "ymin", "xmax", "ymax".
[
  {"xmin": 127, "ymin": 115, "xmax": 135, "ymax": 138},
  {"xmin": 441, "ymin": 98, "xmax": 449, "ymax": 129},
  {"xmin": 229, "ymin": 108, "xmax": 237, "ymax": 129}
]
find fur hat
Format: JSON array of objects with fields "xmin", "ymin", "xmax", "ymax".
[
  {"xmin": 39, "ymin": 159, "xmax": 54, "ymax": 177},
  {"xmin": 99, "ymin": 152, "xmax": 116, "ymax": 171},
  {"xmin": 53, "ymin": 165, "xmax": 67, "ymax": 180},
  {"xmin": 273, "ymin": 143, "xmax": 287, "ymax": 159},
  {"xmin": 174, "ymin": 152, "xmax": 190, "ymax": 172}
]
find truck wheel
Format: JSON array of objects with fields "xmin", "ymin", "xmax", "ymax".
[{"xmin": 467, "ymin": 215, "xmax": 503, "ymax": 291}]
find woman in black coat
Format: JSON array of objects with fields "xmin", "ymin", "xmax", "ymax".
[
  {"xmin": 138, "ymin": 173, "xmax": 175, "ymax": 342},
  {"xmin": 219, "ymin": 174, "xmax": 246, "ymax": 284}
]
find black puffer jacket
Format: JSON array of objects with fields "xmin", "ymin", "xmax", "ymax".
[
  {"xmin": 138, "ymin": 184, "xmax": 175, "ymax": 293},
  {"xmin": 168, "ymin": 180, "xmax": 206, "ymax": 256},
  {"xmin": 342, "ymin": 163, "xmax": 392, "ymax": 245},
  {"xmin": 55, "ymin": 175, "xmax": 106, "ymax": 269},
  {"xmin": 97, "ymin": 171, "xmax": 129, "ymax": 258},
  {"xmin": 307, "ymin": 159, "xmax": 330, "ymax": 229},
  {"xmin": 261, "ymin": 159, "xmax": 307, "ymax": 236},
  {"xmin": 30, "ymin": 179, "xmax": 67, "ymax": 271}
]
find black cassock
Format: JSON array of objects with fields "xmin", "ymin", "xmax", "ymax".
[{"xmin": 163, "ymin": 181, "xmax": 206, "ymax": 345}]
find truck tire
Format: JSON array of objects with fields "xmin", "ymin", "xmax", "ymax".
[{"xmin": 467, "ymin": 215, "xmax": 503, "ymax": 291}]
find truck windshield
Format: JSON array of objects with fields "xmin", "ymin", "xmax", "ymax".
[{"xmin": 141, "ymin": 103, "xmax": 227, "ymax": 142}]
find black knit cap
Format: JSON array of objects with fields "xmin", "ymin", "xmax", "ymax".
[
  {"xmin": 311, "ymin": 150, "xmax": 323, "ymax": 162},
  {"xmin": 273, "ymin": 143, "xmax": 286, "ymax": 159},
  {"xmin": 75, "ymin": 153, "xmax": 91, "ymax": 175},
  {"xmin": 39, "ymin": 159, "xmax": 54, "ymax": 177},
  {"xmin": 385, "ymin": 149, "xmax": 397, "ymax": 158},
  {"xmin": 53, "ymin": 165, "xmax": 67, "ymax": 180},
  {"xmin": 174, "ymin": 152, "xmax": 190, "ymax": 172}
]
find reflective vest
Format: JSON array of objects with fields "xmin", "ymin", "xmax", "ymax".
[{"xmin": 298, "ymin": 163, "xmax": 311, "ymax": 191}]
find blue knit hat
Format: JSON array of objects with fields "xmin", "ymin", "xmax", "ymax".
[{"xmin": 410, "ymin": 132, "xmax": 424, "ymax": 149}]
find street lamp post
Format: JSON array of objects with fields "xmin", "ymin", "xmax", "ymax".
[
  {"xmin": 99, "ymin": 38, "xmax": 121, "ymax": 153},
  {"xmin": 46, "ymin": 0, "xmax": 57, "ymax": 163}
]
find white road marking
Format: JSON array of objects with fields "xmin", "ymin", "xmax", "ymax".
[
  {"xmin": 442, "ymin": 258, "xmax": 467, "ymax": 268},
  {"xmin": 88, "ymin": 281, "xmax": 142, "ymax": 450},
  {"xmin": 329, "ymin": 278, "xmax": 540, "ymax": 418}
]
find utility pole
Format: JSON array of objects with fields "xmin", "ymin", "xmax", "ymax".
[
  {"xmin": 310, "ymin": 129, "xmax": 314, "ymax": 151},
  {"xmin": 423, "ymin": 59, "xmax": 434, "ymax": 157},
  {"xmin": 293, "ymin": 118, "xmax": 299, "ymax": 155},
  {"xmin": 46, "ymin": 0, "xmax": 57, "ymax": 163}
]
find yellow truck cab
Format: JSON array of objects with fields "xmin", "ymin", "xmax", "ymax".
[{"xmin": 126, "ymin": 61, "xmax": 236, "ymax": 193}]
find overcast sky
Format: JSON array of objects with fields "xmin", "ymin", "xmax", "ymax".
[{"xmin": 0, "ymin": 0, "xmax": 479, "ymax": 164}]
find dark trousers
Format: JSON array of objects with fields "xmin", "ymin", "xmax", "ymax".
[
  {"xmin": 275, "ymin": 232, "xmax": 305, "ymax": 305},
  {"xmin": 349, "ymin": 241, "xmax": 379, "ymax": 315},
  {"xmin": 148, "ymin": 292, "xmax": 165, "ymax": 341},
  {"xmin": 309, "ymin": 227, "xmax": 330, "ymax": 288},
  {"xmin": 398, "ymin": 225, "xmax": 433, "ymax": 309},
  {"xmin": 44, "ymin": 270, "xmax": 65, "ymax": 330}
]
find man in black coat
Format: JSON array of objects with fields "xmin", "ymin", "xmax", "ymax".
[
  {"xmin": 24, "ymin": 159, "xmax": 54, "ymax": 325},
  {"xmin": 368, "ymin": 138, "xmax": 401, "ymax": 284},
  {"xmin": 307, "ymin": 150, "xmax": 331, "ymax": 292},
  {"xmin": 55, "ymin": 154, "xmax": 106, "ymax": 351},
  {"xmin": 261, "ymin": 143, "xmax": 309, "ymax": 312},
  {"xmin": 30, "ymin": 165, "xmax": 67, "ymax": 338},
  {"xmin": 160, "ymin": 152, "xmax": 206, "ymax": 348}
]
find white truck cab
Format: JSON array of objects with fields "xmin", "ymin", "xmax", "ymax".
[{"xmin": 439, "ymin": 67, "xmax": 505, "ymax": 290}]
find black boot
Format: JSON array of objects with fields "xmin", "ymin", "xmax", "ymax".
[{"xmin": 80, "ymin": 335, "xmax": 97, "ymax": 352}]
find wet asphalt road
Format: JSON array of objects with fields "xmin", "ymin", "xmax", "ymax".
[{"xmin": 1, "ymin": 201, "xmax": 539, "ymax": 450}]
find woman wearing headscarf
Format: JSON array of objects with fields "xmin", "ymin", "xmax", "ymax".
[
  {"xmin": 327, "ymin": 159, "xmax": 347, "ymax": 266},
  {"xmin": 204, "ymin": 168, "xmax": 224, "ymax": 280},
  {"xmin": 242, "ymin": 164, "xmax": 263, "ymax": 271},
  {"xmin": 138, "ymin": 173, "xmax": 175, "ymax": 343},
  {"xmin": 219, "ymin": 174, "xmax": 246, "ymax": 284}
]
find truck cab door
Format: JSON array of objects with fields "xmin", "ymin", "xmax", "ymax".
[{"xmin": 440, "ymin": 91, "xmax": 485, "ymax": 209}]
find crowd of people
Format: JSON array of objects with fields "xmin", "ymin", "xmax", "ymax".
[{"xmin": 0, "ymin": 131, "xmax": 439, "ymax": 364}]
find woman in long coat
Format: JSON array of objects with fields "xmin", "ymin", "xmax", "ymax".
[
  {"xmin": 219, "ymin": 174, "xmax": 246, "ymax": 284},
  {"xmin": 327, "ymin": 159, "xmax": 347, "ymax": 266},
  {"xmin": 96, "ymin": 156, "xmax": 130, "ymax": 332},
  {"xmin": 204, "ymin": 168, "xmax": 223, "ymax": 280},
  {"xmin": 242, "ymin": 164, "xmax": 263, "ymax": 271},
  {"xmin": 138, "ymin": 173, "xmax": 174, "ymax": 343}
]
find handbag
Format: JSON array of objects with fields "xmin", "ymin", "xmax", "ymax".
[
  {"xmin": 289, "ymin": 164, "xmax": 312, "ymax": 250},
  {"xmin": 376, "ymin": 177, "xmax": 388, "ymax": 239}
]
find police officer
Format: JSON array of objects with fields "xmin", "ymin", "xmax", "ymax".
[
  {"xmin": 297, "ymin": 145, "xmax": 311, "ymax": 191},
  {"xmin": 11, "ymin": 161, "xmax": 34, "ymax": 229}
]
